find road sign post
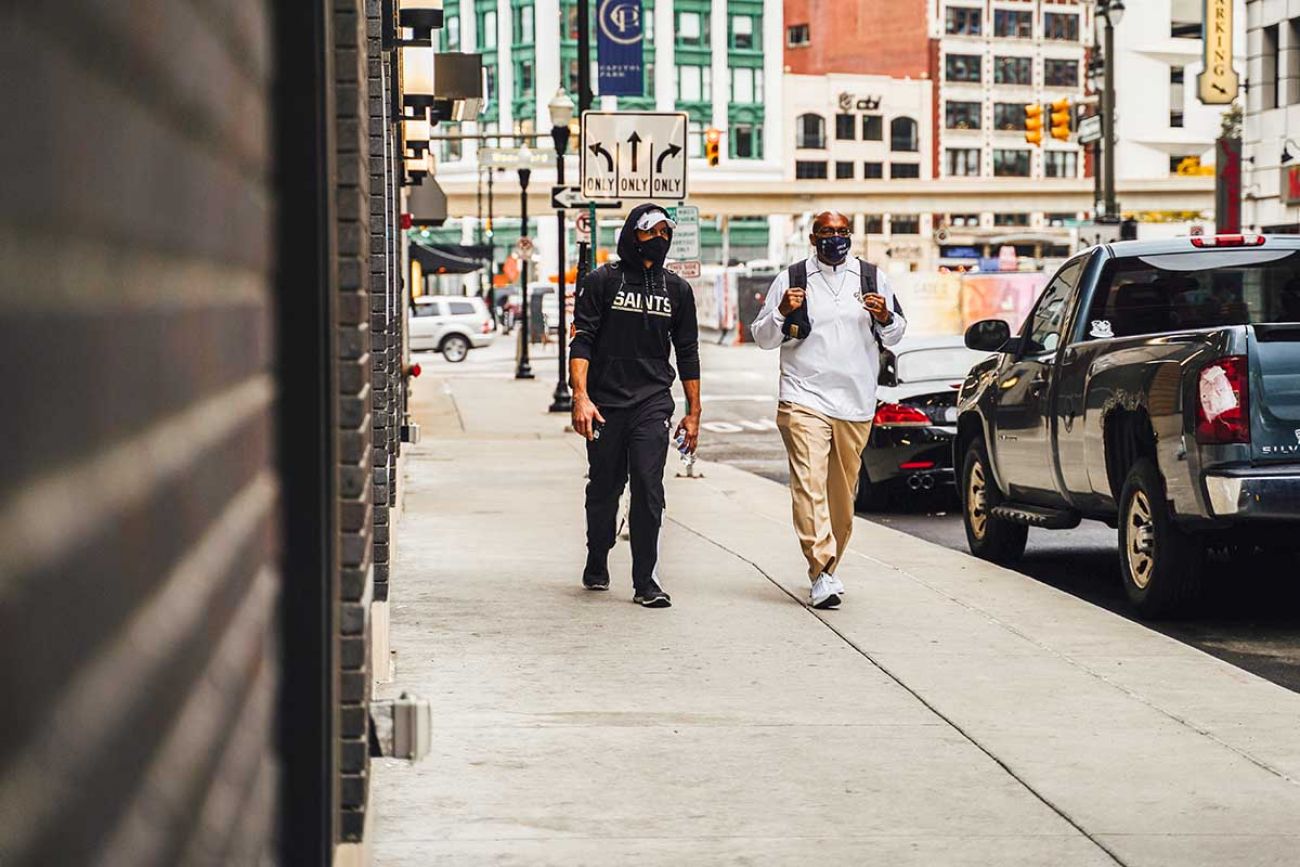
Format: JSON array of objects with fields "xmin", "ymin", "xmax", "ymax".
[
  {"xmin": 580, "ymin": 111, "xmax": 688, "ymax": 202},
  {"xmin": 666, "ymin": 204, "xmax": 700, "ymax": 260},
  {"xmin": 1077, "ymin": 114, "xmax": 1102, "ymax": 146}
]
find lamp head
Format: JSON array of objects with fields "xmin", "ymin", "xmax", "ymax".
[{"xmin": 548, "ymin": 89, "xmax": 575, "ymax": 129}]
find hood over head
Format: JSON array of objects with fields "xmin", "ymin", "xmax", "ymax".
[{"xmin": 617, "ymin": 203, "xmax": 676, "ymax": 266}]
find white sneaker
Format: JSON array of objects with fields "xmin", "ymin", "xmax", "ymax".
[
  {"xmin": 809, "ymin": 574, "xmax": 842, "ymax": 610},
  {"xmin": 826, "ymin": 574, "xmax": 846, "ymax": 597}
]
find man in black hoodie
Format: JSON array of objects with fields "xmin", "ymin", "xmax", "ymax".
[{"xmin": 569, "ymin": 203, "xmax": 701, "ymax": 608}]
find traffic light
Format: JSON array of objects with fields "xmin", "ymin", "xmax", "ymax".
[
  {"xmin": 1024, "ymin": 104, "xmax": 1044, "ymax": 146},
  {"xmin": 1049, "ymin": 98, "xmax": 1072, "ymax": 141},
  {"xmin": 704, "ymin": 127, "xmax": 721, "ymax": 166}
]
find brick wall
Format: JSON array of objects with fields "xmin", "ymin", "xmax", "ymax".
[
  {"xmin": 0, "ymin": 3, "xmax": 280, "ymax": 863},
  {"xmin": 784, "ymin": 0, "xmax": 931, "ymax": 78},
  {"xmin": 334, "ymin": 0, "xmax": 377, "ymax": 844}
]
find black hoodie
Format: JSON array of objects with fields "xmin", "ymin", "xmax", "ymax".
[{"xmin": 569, "ymin": 203, "xmax": 700, "ymax": 410}]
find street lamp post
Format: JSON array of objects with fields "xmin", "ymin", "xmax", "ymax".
[
  {"xmin": 515, "ymin": 146, "xmax": 534, "ymax": 379},
  {"xmin": 548, "ymin": 89, "xmax": 576, "ymax": 413},
  {"xmin": 1099, "ymin": 0, "xmax": 1124, "ymax": 221}
]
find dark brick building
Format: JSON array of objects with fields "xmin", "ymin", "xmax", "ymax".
[{"xmin": 0, "ymin": 0, "xmax": 416, "ymax": 862}]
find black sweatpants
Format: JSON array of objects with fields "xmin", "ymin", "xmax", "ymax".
[{"xmin": 584, "ymin": 391, "xmax": 676, "ymax": 593}]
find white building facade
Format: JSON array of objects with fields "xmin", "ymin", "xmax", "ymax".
[{"xmin": 1241, "ymin": 0, "xmax": 1300, "ymax": 230}]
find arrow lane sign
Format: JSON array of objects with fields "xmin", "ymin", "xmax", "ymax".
[
  {"xmin": 589, "ymin": 142, "xmax": 614, "ymax": 172},
  {"xmin": 628, "ymin": 132, "xmax": 642, "ymax": 172},
  {"xmin": 656, "ymin": 144, "xmax": 682, "ymax": 174}
]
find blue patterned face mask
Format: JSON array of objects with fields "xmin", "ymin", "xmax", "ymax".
[{"xmin": 816, "ymin": 234, "xmax": 851, "ymax": 264}]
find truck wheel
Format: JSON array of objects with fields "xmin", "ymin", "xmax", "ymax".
[
  {"xmin": 441, "ymin": 334, "xmax": 470, "ymax": 363},
  {"xmin": 961, "ymin": 439, "xmax": 1028, "ymax": 564},
  {"xmin": 855, "ymin": 464, "xmax": 891, "ymax": 512},
  {"xmin": 1118, "ymin": 458, "xmax": 1205, "ymax": 618}
]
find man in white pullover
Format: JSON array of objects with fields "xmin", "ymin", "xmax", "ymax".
[{"xmin": 751, "ymin": 211, "xmax": 906, "ymax": 609}]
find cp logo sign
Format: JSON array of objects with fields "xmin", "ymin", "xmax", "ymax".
[{"xmin": 598, "ymin": 0, "xmax": 642, "ymax": 45}]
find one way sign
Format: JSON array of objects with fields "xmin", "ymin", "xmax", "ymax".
[{"xmin": 580, "ymin": 111, "xmax": 688, "ymax": 202}]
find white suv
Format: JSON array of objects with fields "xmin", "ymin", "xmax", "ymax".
[{"xmin": 409, "ymin": 295, "xmax": 495, "ymax": 362}]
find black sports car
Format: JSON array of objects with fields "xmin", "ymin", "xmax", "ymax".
[{"xmin": 856, "ymin": 335, "xmax": 990, "ymax": 511}]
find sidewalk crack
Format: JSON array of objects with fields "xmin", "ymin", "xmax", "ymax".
[{"xmin": 667, "ymin": 515, "xmax": 1129, "ymax": 867}]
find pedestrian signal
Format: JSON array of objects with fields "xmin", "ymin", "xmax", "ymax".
[
  {"xmin": 1049, "ymin": 98, "xmax": 1072, "ymax": 141},
  {"xmin": 1024, "ymin": 104, "xmax": 1044, "ymax": 146},
  {"xmin": 705, "ymin": 128, "xmax": 722, "ymax": 166}
]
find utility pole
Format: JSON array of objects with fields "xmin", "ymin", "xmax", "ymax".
[
  {"xmin": 1099, "ymin": 0, "xmax": 1124, "ymax": 221},
  {"xmin": 577, "ymin": 0, "xmax": 594, "ymax": 278}
]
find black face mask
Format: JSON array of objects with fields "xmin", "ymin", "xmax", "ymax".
[{"xmin": 638, "ymin": 235, "xmax": 671, "ymax": 268}]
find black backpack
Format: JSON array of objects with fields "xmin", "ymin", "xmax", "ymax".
[{"xmin": 780, "ymin": 258, "xmax": 900, "ymax": 343}]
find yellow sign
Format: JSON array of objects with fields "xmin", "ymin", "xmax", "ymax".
[{"xmin": 1198, "ymin": 0, "xmax": 1238, "ymax": 104}]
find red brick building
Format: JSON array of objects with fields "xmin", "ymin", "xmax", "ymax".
[{"xmin": 783, "ymin": 0, "xmax": 931, "ymax": 77}]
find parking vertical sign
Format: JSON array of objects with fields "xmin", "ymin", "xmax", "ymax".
[{"xmin": 597, "ymin": 0, "xmax": 644, "ymax": 96}]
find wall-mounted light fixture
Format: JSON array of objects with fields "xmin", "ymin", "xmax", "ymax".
[{"xmin": 399, "ymin": 0, "xmax": 444, "ymax": 40}]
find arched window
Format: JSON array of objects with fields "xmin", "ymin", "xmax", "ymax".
[
  {"xmin": 795, "ymin": 113, "xmax": 826, "ymax": 149},
  {"xmin": 891, "ymin": 116, "xmax": 919, "ymax": 152}
]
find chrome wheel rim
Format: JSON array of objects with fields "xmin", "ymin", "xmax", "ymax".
[
  {"xmin": 445, "ymin": 338, "xmax": 468, "ymax": 361},
  {"xmin": 968, "ymin": 460, "xmax": 989, "ymax": 540},
  {"xmin": 1126, "ymin": 490, "xmax": 1156, "ymax": 589}
]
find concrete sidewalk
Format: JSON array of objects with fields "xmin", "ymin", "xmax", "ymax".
[{"xmin": 371, "ymin": 350, "xmax": 1300, "ymax": 866}]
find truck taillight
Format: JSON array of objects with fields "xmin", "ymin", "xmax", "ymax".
[
  {"xmin": 874, "ymin": 402, "xmax": 931, "ymax": 427},
  {"xmin": 1195, "ymin": 355, "xmax": 1249, "ymax": 445},
  {"xmin": 1190, "ymin": 234, "xmax": 1266, "ymax": 248}
]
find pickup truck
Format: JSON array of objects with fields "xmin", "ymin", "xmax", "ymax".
[{"xmin": 955, "ymin": 234, "xmax": 1300, "ymax": 617}]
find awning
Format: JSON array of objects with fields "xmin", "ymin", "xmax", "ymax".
[{"xmin": 408, "ymin": 239, "xmax": 491, "ymax": 274}]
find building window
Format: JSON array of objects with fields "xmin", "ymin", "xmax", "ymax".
[
  {"xmin": 480, "ymin": 10, "xmax": 497, "ymax": 48},
  {"xmin": 516, "ymin": 59, "xmax": 534, "ymax": 95},
  {"xmin": 687, "ymin": 121, "xmax": 703, "ymax": 157},
  {"xmin": 862, "ymin": 115, "xmax": 883, "ymax": 141},
  {"xmin": 1044, "ymin": 59, "xmax": 1078, "ymax": 87},
  {"xmin": 1170, "ymin": 154, "xmax": 1202, "ymax": 174},
  {"xmin": 1043, "ymin": 12, "xmax": 1078, "ymax": 41},
  {"xmin": 946, "ymin": 101, "xmax": 982, "ymax": 130},
  {"xmin": 835, "ymin": 114, "xmax": 856, "ymax": 140},
  {"xmin": 1265, "ymin": 24, "xmax": 1281, "ymax": 110},
  {"xmin": 891, "ymin": 163, "xmax": 920, "ymax": 179},
  {"xmin": 945, "ymin": 6, "xmax": 981, "ymax": 36},
  {"xmin": 891, "ymin": 116, "xmax": 919, "ymax": 151},
  {"xmin": 731, "ymin": 67, "xmax": 763, "ymax": 103},
  {"xmin": 949, "ymin": 213, "xmax": 980, "ymax": 228},
  {"xmin": 1046, "ymin": 213, "xmax": 1075, "ymax": 227},
  {"xmin": 442, "ymin": 15, "xmax": 461, "ymax": 50},
  {"xmin": 994, "ymin": 213, "xmax": 1031, "ymax": 227},
  {"xmin": 566, "ymin": 4, "xmax": 579, "ymax": 39},
  {"xmin": 892, "ymin": 215, "xmax": 920, "ymax": 235},
  {"xmin": 513, "ymin": 4, "xmax": 534, "ymax": 43},
  {"xmin": 947, "ymin": 148, "xmax": 981, "ymax": 177},
  {"xmin": 994, "ymin": 56, "xmax": 1033, "ymax": 85},
  {"xmin": 677, "ymin": 64, "xmax": 712, "ymax": 102},
  {"xmin": 1170, "ymin": 0, "xmax": 1201, "ymax": 39},
  {"xmin": 864, "ymin": 215, "xmax": 885, "ymax": 233},
  {"xmin": 994, "ymin": 9, "xmax": 1033, "ymax": 39},
  {"xmin": 676, "ymin": 11, "xmax": 708, "ymax": 47},
  {"xmin": 836, "ymin": 161, "xmax": 854, "ymax": 179},
  {"xmin": 994, "ymin": 149, "xmax": 1031, "ymax": 177},
  {"xmin": 796, "ymin": 113, "xmax": 826, "ymax": 149},
  {"xmin": 483, "ymin": 65, "xmax": 497, "ymax": 105},
  {"xmin": 1045, "ymin": 151, "xmax": 1078, "ymax": 178},
  {"xmin": 787, "ymin": 23, "xmax": 810, "ymax": 47},
  {"xmin": 732, "ymin": 15, "xmax": 755, "ymax": 49},
  {"xmin": 796, "ymin": 160, "xmax": 828, "ymax": 179},
  {"xmin": 993, "ymin": 103, "xmax": 1026, "ymax": 131},
  {"xmin": 864, "ymin": 162, "xmax": 883, "ymax": 179},
  {"xmin": 1170, "ymin": 66, "xmax": 1185, "ymax": 127},
  {"xmin": 732, "ymin": 124, "xmax": 760, "ymax": 159},
  {"xmin": 946, "ymin": 54, "xmax": 982, "ymax": 83}
]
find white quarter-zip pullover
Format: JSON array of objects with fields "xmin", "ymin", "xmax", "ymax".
[{"xmin": 751, "ymin": 255, "xmax": 907, "ymax": 422}]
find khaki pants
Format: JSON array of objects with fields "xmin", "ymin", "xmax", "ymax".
[{"xmin": 776, "ymin": 402, "xmax": 874, "ymax": 581}]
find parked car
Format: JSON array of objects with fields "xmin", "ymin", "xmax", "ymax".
[
  {"xmin": 955, "ymin": 234, "xmax": 1300, "ymax": 617},
  {"xmin": 857, "ymin": 336, "xmax": 990, "ymax": 511},
  {"xmin": 409, "ymin": 295, "xmax": 495, "ymax": 362}
]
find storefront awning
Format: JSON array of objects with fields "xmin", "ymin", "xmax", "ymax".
[{"xmin": 408, "ymin": 239, "xmax": 491, "ymax": 274}]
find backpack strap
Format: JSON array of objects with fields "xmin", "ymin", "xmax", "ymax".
[{"xmin": 788, "ymin": 259, "xmax": 807, "ymax": 289}]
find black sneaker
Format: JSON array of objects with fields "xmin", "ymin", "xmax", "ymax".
[
  {"xmin": 582, "ymin": 571, "xmax": 610, "ymax": 591},
  {"xmin": 633, "ymin": 583, "xmax": 672, "ymax": 608}
]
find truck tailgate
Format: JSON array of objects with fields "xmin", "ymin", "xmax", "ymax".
[{"xmin": 1249, "ymin": 324, "xmax": 1300, "ymax": 463}]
